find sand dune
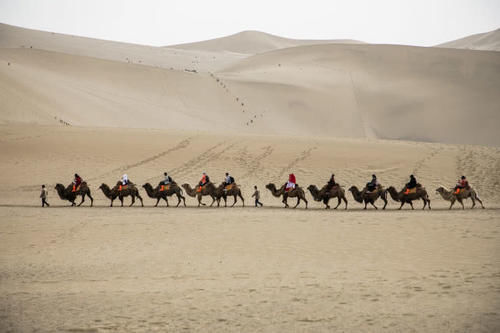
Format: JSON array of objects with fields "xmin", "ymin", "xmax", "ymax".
[
  {"xmin": 2, "ymin": 40, "xmax": 499, "ymax": 145},
  {"xmin": 170, "ymin": 30, "xmax": 364, "ymax": 54},
  {"xmin": 438, "ymin": 28, "xmax": 500, "ymax": 51},
  {"xmin": 0, "ymin": 23, "xmax": 246, "ymax": 72}
]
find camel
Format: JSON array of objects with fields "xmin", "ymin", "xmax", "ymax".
[
  {"xmin": 265, "ymin": 183, "xmax": 308, "ymax": 209},
  {"xmin": 214, "ymin": 183, "xmax": 245, "ymax": 207},
  {"xmin": 99, "ymin": 182, "xmax": 144, "ymax": 207},
  {"xmin": 142, "ymin": 183, "xmax": 186, "ymax": 207},
  {"xmin": 182, "ymin": 182, "xmax": 218, "ymax": 207},
  {"xmin": 54, "ymin": 182, "xmax": 94, "ymax": 207},
  {"xmin": 348, "ymin": 185, "xmax": 387, "ymax": 210},
  {"xmin": 387, "ymin": 185, "xmax": 431, "ymax": 210},
  {"xmin": 436, "ymin": 186, "xmax": 484, "ymax": 210},
  {"xmin": 307, "ymin": 184, "xmax": 348, "ymax": 209}
]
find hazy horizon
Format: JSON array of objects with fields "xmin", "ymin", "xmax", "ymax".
[{"xmin": 1, "ymin": 0, "xmax": 499, "ymax": 47}]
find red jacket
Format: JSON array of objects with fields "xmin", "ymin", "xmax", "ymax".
[{"xmin": 288, "ymin": 174, "xmax": 296, "ymax": 184}]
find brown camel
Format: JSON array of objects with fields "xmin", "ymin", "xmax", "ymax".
[
  {"xmin": 265, "ymin": 183, "xmax": 308, "ymax": 209},
  {"xmin": 214, "ymin": 183, "xmax": 245, "ymax": 207},
  {"xmin": 387, "ymin": 185, "xmax": 431, "ymax": 210},
  {"xmin": 99, "ymin": 182, "xmax": 144, "ymax": 207},
  {"xmin": 54, "ymin": 182, "xmax": 94, "ymax": 207},
  {"xmin": 142, "ymin": 183, "xmax": 186, "ymax": 207},
  {"xmin": 349, "ymin": 185, "xmax": 387, "ymax": 210},
  {"xmin": 182, "ymin": 182, "xmax": 218, "ymax": 207},
  {"xmin": 436, "ymin": 186, "xmax": 484, "ymax": 210},
  {"xmin": 307, "ymin": 184, "xmax": 348, "ymax": 209}
]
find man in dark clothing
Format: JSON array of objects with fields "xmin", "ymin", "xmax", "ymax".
[
  {"xmin": 404, "ymin": 175, "xmax": 418, "ymax": 194},
  {"xmin": 326, "ymin": 174, "xmax": 337, "ymax": 191},
  {"xmin": 366, "ymin": 174, "xmax": 378, "ymax": 192}
]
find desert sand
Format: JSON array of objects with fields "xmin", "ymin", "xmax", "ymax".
[{"xmin": 1, "ymin": 23, "xmax": 500, "ymax": 332}]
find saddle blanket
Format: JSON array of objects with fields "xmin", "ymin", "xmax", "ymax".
[{"xmin": 160, "ymin": 185, "xmax": 170, "ymax": 192}]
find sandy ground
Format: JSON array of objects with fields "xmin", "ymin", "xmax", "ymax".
[
  {"xmin": 0, "ymin": 125, "xmax": 499, "ymax": 332},
  {"xmin": 1, "ymin": 207, "xmax": 499, "ymax": 332}
]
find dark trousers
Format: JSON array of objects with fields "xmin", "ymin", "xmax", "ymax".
[
  {"xmin": 255, "ymin": 199, "xmax": 263, "ymax": 207},
  {"xmin": 42, "ymin": 198, "xmax": 50, "ymax": 207}
]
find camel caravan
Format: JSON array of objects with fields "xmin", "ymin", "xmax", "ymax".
[{"xmin": 48, "ymin": 172, "xmax": 485, "ymax": 210}]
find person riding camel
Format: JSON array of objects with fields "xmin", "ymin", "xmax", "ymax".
[
  {"xmin": 160, "ymin": 172, "xmax": 173, "ymax": 191},
  {"xmin": 404, "ymin": 174, "xmax": 417, "ymax": 195},
  {"xmin": 223, "ymin": 172, "xmax": 235, "ymax": 192},
  {"xmin": 454, "ymin": 176, "xmax": 468, "ymax": 194},
  {"xmin": 72, "ymin": 173, "xmax": 82, "ymax": 192},
  {"xmin": 285, "ymin": 173, "xmax": 296, "ymax": 192},
  {"xmin": 325, "ymin": 174, "xmax": 337, "ymax": 192},
  {"xmin": 366, "ymin": 174, "xmax": 379, "ymax": 192},
  {"xmin": 198, "ymin": 172, "xmax": 210, "ymax": 192},
  {"xmin": 120, "ymin": 174, "xmax": 129, "ymax": 191}
]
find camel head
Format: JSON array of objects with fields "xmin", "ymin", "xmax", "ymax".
[
  {"xmin": 265, "ymin": 183, "xmax": 276, "ymax": 191},
  {"xmin": 348, "ymin": 185, "xmax": 358, "ymax": 193},
  {"xmin": 436, "ymin": 187, "xmax": 445, "ymax": 194},
  {"xmin": 306, "ymin": 185, "xmax": 322, "ymax": 201}
]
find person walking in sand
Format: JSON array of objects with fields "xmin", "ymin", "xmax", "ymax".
[
  {"xmin": 40, "ymin": 185, "xmax": 49, "ymax": 207},
  {"xmin": 252, "ymin": 185, "xmax": 263, "ymax": 207}
]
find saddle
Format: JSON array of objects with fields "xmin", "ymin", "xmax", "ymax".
[
  {"xmin": 119, "ymin": 185, "xmax": 128, "ymax": 191},
  {"xmin": 454, "ymin": 188, "xmax": 465, "ymax": 195},
  {"xmin": 72, "ymin": 184, "xmax": 81, "ymax": 192},
  {"xmin": 160, "ymin": 184, "xmax": 170, "ymax": 192},
  {"xmin": 404, "ymin": 187, "xmax": 417, "ymax": 195},
  {"xmin": 225, "ymin": 184, "xmax": 234, "ymax": 191}
]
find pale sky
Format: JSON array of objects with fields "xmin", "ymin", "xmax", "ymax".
[{"xmin": 0, "ymin": 0, "xmax": 499, "ymax": 47}]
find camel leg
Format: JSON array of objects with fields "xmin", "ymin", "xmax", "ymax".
[
  {"xmin": 293, "ymin": 197, "xmax": 300, "ymax": 208},
  {"xmin": 382, "ymin": 197, "xmax": 387, "ymax": 210},
  {"xmin": 231, "ymin": 195, "xmax": 237, "ymax": 207},
  {"xmin": 343, "ymin": 197, "xmax": 348, "ymax": 210},
  {"xmin": 176, "ymin": 194, "xmax": 182, "ymax": 207},
  {"xmin": 399, "ymin": 202, "xmax": 404, "ymax": 210},
  {"xmin": 138, "ymin": 194, "xmax": 143, "ymax": 207},
  {"xmin": 304, "ymin": 197, "xmax": 308, "ymax": 209},
  {"xmin": 334, "ymin": 197, "xmax": 341, "ymax": 209},
  {"xmin": 129, "ymin": 195, "xmax": 135, "ymax": 207},
  {"xmin": 370, "ymin": 201, "xmax": 378, "ymax": 210},
  {"xmin": 363, "ymin": 201, "xmax": 368, "ymax": 210},
  {"xmin": 409, "ymin": 201, "xmax": 414, "ymax": 210},
  {"xmin": 422, "ymin": 199, "xmax": 427, "ymax": 210},
  {"xmin": 155, "ymin": 198, "xmax": 160, "ymax": 207},
  {"xmin": 87, "ymin": 191, "xmax": 94, "ymax": 207},
  {"xmin": 449, "ymin": 200, "xmax": 455, "ymax": 210},
  {"xmin": 110, "ymin": 198, "xmax": 114, "ymax": 207},
  {"xmin": 119, "ymin": 196, "xmax": 125, "ymax": 207},
  {"xmin": 165, "ymin": 197, "xmax": 169, "ymax": 207},
  {"xmin": 239, "ymin": 194, "xmax": 245, "ymax": 207},
  {"xmin": 210, "ymin": 196, "xmax": 216, "ymax": 207},
  {"xmin": 475, "ymin": 196, "xmax": 485, "ymax": 209},
  {"xmin": 182, "ymin": 195, "xmax": 186, "ymax": 207},
  {"xmin": 470, "ymin": 197, "xmax": 475, "ymax": 209},
  {"xmin": 78, "ymin": 194, "xmax": 85, "ymax": 207},
  {"xmin": 458, "ymin": 198, "xmax": 464, "ymax": 210}
]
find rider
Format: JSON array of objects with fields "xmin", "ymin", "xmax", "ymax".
[
  {"xmin": 223, "ymin": 172, "xmax": 235, "ymax": 192},
  {"xmin": 454, "ymin": 176, "xmax": 468, "ymax": 194},
  {"xmin": 404, "ymin": 174, "xmax": 417, "ymax": 195},
  {"xmin": 198, "ymin": 172, "xmax": 210, "ymax": 191},
  {"xmin": 72, "ymin": 173, "xmax": 82, "ymax": 192},
  {"xmin": 160, "ymin": 172, "xmax": 173, "ymax": 191},
  {"xmin": 285, "ymin": 173, "xmax": 296, "ymax": 192},
  {"xmin": 366, "ymin": 174, "xmax": 378, "ymax": 192},
  {"xmin": 326, "ymin": 174, "xmax": 337, "ymax": 192}
]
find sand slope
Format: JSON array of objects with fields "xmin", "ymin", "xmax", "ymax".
[
  {"xmin": 170, "ymin": 30, "xmax": 364, "ymax": 54},
  {"xmin": 438, "ymin": 28, "xmax": 500, "ymax": 52},
  {"xmin": 0, "ymin": 23, "xmax": 246, "ymax": 72}
]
